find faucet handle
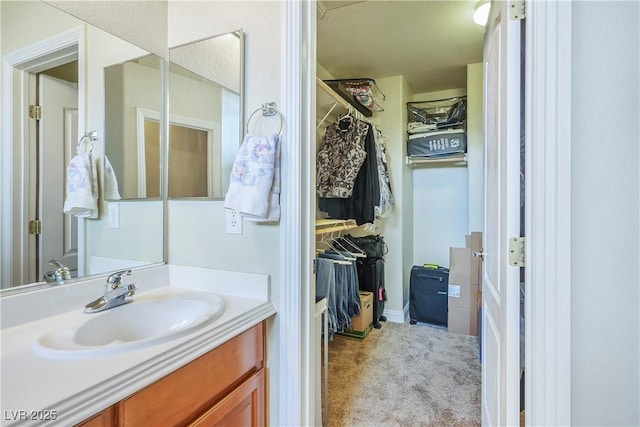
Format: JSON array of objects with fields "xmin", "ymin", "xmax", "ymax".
[
  {"xmin": 126, "ymin": 283, "xmax": 139, "ymax": 296},
  {"xmin": 48, "ymin": 259, "xmax": 71, "ymax": 281},
  {"xmin": 106, "ymin": 269, "xmax": 132, "ymax": 288}
]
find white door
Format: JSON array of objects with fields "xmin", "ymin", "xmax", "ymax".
[
  {"xmin": 38, "ymin": 74, "xmax": 79, "ymax": 278},
  {"xmin": 481, "ymin": 1, "xmax": 522, "ymax": 426}
]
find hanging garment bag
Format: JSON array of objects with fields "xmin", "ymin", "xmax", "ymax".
[{"xmin": 409, "ymin": 265, "xmax": 449, "ymax": 326}]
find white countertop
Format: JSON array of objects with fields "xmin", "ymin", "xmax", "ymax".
[{"xmin": 0, "ymin": 264, "xmax": 276, "ymax": 427}]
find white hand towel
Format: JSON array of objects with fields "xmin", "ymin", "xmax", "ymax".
[
  {"xmin": 103, "ymin": 155, "xmax": 121, "ymax": 200},
  {"xmin": 63, "ymin": 153, "xmax": 98, "ymax": 218},
  {"xmin": 244, "ymin": 134, "xmax": 281, "ymax": 223},
  {"xmin": 224, "ymin": 134, "xmax": 278, "ymax": 218}
]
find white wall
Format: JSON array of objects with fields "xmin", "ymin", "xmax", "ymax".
[
  {"xmin": 466, "ymin": 63, "xmax": 484, "ymax": 234},
  {"xmin": 570, "ymin": 1, "xmax": 639, "ymax": 425},
  {"xmin": 400, "ymin": 77, "xmax": 415, "ymax": 313},
  {"xmin": 166, "ymin": 2, "xmax": 282, "ymax": 425},
  {"xmin": 411, "ymin": 88, "xmax": 469, "ymax": 268},
  {"xmin": 375, "ymin": 75, "xmax": 412, "ymax": 318}
]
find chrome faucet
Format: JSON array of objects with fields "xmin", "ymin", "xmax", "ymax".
[
  {"xmin": 43, "ymin": 259, "xmax": 71, "ymax": 283},
  {"xmin": 84, "ymin": 269, "xmax": 138, "ymax": 314}
]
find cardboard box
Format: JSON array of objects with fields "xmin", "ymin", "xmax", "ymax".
[
  {"xmin": 448, "ymin": 282, "xmax": 478, "ymax": 310},
  {"xmin": 448, "ymin": 243, "xmax": 481, "ymax": 336},
  {"xmin": 467, "ymin": 231, "xmax": 482, "ymax": 252},
  {"xmin": 449, "ymin": 247, "xmax": 472, "ymax": 286},
  {"xmin": 351, "ymin": 291, "xmax": 373, "ymax": 332},
  {"xmin": 448, "ymin": 306, "xmax": 478, "ymax": 336}
]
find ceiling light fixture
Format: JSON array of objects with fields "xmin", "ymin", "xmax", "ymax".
[{"xmin": 473, "ymin": 0, "xmax": 491, "ymax": 26}]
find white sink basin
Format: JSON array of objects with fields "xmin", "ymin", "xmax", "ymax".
[{"xmin": 33, "ymin": 289, "xmax": 225, "ymax": 359}]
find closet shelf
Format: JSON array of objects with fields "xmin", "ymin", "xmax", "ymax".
[
  {"xmin": 324, "ymin": 78, "xmax": 384, "ymax": 117},
  {"xmin": 317, "ymin": 78, "xmax": 350, "ymax": 110},
  {"xmin": 315, "ymin": 219, "xmax": 358, "ymax": 235},
  {"xmin": 316, "ymin": 78, "xmax": 349, "ymax": 128},
  {"xmin": 406, "ymin": 153, "xmax": 468, "ymax": 168}
]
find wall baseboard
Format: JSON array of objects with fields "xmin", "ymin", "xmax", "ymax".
[{"xmin": 382, "ymin": 303, "xmax": 409, "ymax": 324}]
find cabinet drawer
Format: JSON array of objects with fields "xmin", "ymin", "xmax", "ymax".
[
  {"xmin": 119, "ymin": 323, "xmax": 264, "ymax": 426},
  {"xmin": 189, "ymin": 369, "xmax": 265, "ymax": 427}
]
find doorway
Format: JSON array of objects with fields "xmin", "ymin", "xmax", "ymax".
[
  {"xmin": 36, "ymin": 65, "xmax": 80, "ymax": 281},
  {"xmin": 313, "ymin": 1, "xmax": 522, "ymax": 425},
  {"xmin": 1, "ymin": 29, "xmax": 83, "ymax": 288}
]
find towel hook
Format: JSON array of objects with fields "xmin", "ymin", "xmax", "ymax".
[
  {"xmin": 246, "ymin": 102, "xmax": 284, "ymax": 137},
  {"xmin": 77, "ymin": 131, "xmax": 97, "ymax": 155}
]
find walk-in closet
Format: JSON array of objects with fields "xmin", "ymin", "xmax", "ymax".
[{"xmin": 313, "ymin": 2, "xmax": 496, "ymax": 425}]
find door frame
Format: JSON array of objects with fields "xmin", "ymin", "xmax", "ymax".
[
  {"xmin": 1, "ymin": 26, "xmax": 85, "ymax": 287},
  {"xmin": 279, "ymin": 1, "xmax": 316, "ymax": 426},
  {"xmin": 524, "ymin": 1, "xmax": 572, "ymax": 425},
  {"xmin": 280, "ymin": 1, "xmax": 573, "ymax": 426}
]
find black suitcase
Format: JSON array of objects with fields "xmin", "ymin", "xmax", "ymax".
[
  {"xmin": 409, "ymin": 265, "xmax": 449, "ymax": 326},
  {"xmin": 356, "ymin": 257, "xmax": 387, "ymax": 328}
]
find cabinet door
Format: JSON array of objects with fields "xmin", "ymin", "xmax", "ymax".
[
  {"xmin": 75, "ymin": 406, "xmax": 115, "ymax": 427},
  {"xmin": 120, "ymin": 323, "xmax": 264, "ymax": 426},
  {"xmin": 189, "ymin": 369, "xmax": 265, "ymax": 427}
]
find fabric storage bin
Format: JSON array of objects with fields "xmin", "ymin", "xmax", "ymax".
[
  {"xmin": 407, "ymin": 128, "xmax": 467, "ymax": 157},
  {"xmin": 407, "ymin": 96, "xmax": 466, "ymax": 131}
]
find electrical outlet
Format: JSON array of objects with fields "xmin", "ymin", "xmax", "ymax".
[
  {"xmin": 108, "ymin": 203, "xmax": 120, "ymax": 229},
  {"xmin": 226, "ymin": 209, "xmax": 243, "ymax": 234}
]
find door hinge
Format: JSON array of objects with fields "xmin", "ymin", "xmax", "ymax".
[
  {"xmin": 29, "ymin": 219, "xmax": 42, "ymax": 235},
  {"xmin": 509, "ymin": 0, "xmax": 525, "ymax": 20},
  {"xmin": 509, "ymin": 237, "xmax": 525, "ymax": 267},
  {"xmin": 29, "ymin": 105, "xmax": 42, "ymax": 120}
]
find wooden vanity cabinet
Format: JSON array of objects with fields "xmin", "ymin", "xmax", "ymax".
[
  {"xmin": 76, "ymin": 322, "xmax": 266, "ymax": 427},
  {"xmin": 76, "ymin": 406, "xmax": 115, "ymax": 427}
]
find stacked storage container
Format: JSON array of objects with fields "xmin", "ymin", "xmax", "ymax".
[{"xmin": 406, "ymin": 97, "xmax": 467, "ymax": 159}]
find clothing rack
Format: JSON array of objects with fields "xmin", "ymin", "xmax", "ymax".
[
  {"xmin": 315, "ymin": 219, "xmax": 358, "ymax": 236},
  {"xmin": 77, "ymin": 130, "xmax": 97, "ymax": 155}
]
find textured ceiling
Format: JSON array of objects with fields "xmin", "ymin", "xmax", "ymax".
[{"xmin": 317, "ymin": 0, "xmax": 486, "ymax": 94}]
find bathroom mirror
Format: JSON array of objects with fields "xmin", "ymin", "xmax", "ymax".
[
  {"xmin": 0, "ymin": 1, "xmax": 166, "ymax": 289},
  {"xmin": 104, "ymin": 54, "xmax": 164, "ymax": 199},
  {"xmin": 168, "ymin": 31, "xmax": 244, "ymax": 199}
]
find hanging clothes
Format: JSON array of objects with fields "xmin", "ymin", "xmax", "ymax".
[
  {"xmin": 317, "ymin": 116, "xmax": 369, "ymax": 198},
  {"xmin": 373, "ymin": 129, "xmax": 393, "ymax": 219},
  {"xmin": 318, "ymin": 117, "xmax": 380, "ymax": 225},
  {"xmin": 315, "ymin": 249, "xmax": 361, "ymax": 337},
  {"xmin": 315, "ymin": 257, "xmax": 337, "ymax": 337}
]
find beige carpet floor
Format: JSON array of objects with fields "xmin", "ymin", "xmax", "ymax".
[{"xmin": 326, "ymin": 321, "xmax": 481, "ymax": 427}]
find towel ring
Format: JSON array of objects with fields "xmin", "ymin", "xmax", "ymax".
[
  {"xmin": 246, "ymin": 102, "xmax": 284, "ymax": 137},
  {"xmin": 77, "ymin": 131, "xmax": 97, "ymax": 155}
]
